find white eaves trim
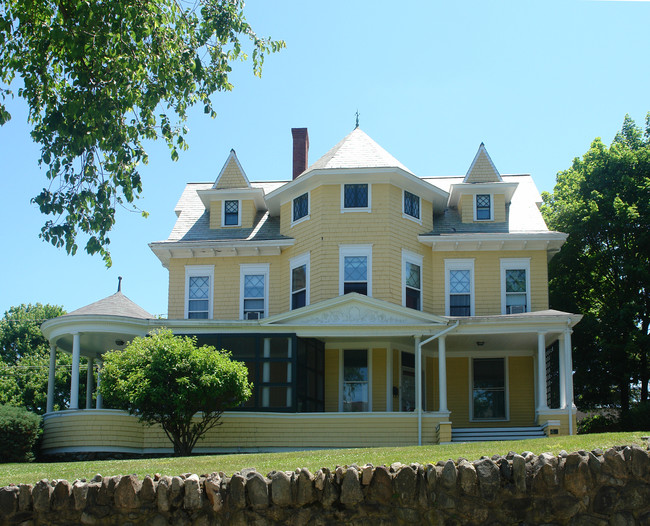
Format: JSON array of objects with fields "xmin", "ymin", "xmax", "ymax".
[{"xmin": 447, "ymin": 181, "xmax": 518, "ymax": 208}]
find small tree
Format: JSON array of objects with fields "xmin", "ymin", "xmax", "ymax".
[{"xmin": 99, "ymin": 329, "xmax": 252, "ymax": 456}]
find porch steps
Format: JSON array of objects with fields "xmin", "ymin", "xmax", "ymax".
[{"xmin": 451, "ymin": 426, "xmax": 546, "ymax": 443}]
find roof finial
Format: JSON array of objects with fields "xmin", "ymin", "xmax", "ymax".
[
  {"xmin": 355, "ymin": 110, "xmax": 360, "ymax": 129},
  {"xmin": 117, "ymin": 276, "xmax": 122, "ymax": 293}
]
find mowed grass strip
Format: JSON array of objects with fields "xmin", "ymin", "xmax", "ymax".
[{"xmin": 1, "ymin": 432, "xmax": 647, "ymax": 487}]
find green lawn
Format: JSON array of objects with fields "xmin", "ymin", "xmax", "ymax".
[{"xmin": 1, "ymin": 432, "xmax": 647, "ymax": 487}]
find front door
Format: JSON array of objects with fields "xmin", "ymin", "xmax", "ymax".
[{"xmin": 472, "ymin": 357, "xmax": 506, "ymax": 420}]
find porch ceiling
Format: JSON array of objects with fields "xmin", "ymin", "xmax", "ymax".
[{"xmin": 53, "ymin": 332, "xmax": 134, "ymax": 359}]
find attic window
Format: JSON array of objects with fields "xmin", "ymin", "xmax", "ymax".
[
  {"xmin": 224, "ymin": 200, "xmax": 240, "ymax": 226},
  {"xmin": 343, "ymin": 184, "xmax": 369, "ymax": 210},
  {"xmin": 475, "ymin": 194, "xmax": 492, "ymax": 221}
]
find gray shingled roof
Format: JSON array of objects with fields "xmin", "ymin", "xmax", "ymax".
[
  {"xmin": 66, "ymin": 292, "xmax": 153, "ymax": 319},
  {"xmin": 166, "ymin": 182, "xmax": 291, "ymax": 243},
  {"xmin": 302, "ymin": 128, "xmax": 414, "ymax": 175}
]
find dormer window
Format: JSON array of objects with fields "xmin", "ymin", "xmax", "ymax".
[
  {"xmin": 475, "ymin": 194, "xmax": 492, "ymax": 221},
  {"xmin": 223, "ymin": 200, "xmax": 240, "ymax": 226},
  {"xmin": 403, "ymin": 190, "xmax": 420, "ymax": 221},
  {"xmin": 292, "ymin": 192, "xmax": 309, "ymax": 223},
  {"xmin": 342, "ymin": 184, "xmax": 370, "ymax": 211}
]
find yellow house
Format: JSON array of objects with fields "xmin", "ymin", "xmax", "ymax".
[{"xmin": 40, "ymin": 127, "xmax": 581, "ymax": 456}]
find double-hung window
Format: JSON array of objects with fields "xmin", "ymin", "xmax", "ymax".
[
  {"xmin": 341, "ymin": 349, "xmax": 369, "ymax": 412},
  {"xmin": 339, "ymin": 245, "xmax": 372, "ymax": 296},
  {"xmin": 223, "ymin": 199, "xmax": 240, "ymax": 226},
  {"xmin": 290, "ymin": 253, "xmax": 310, "ymax": 310},
  {"xmin": 475, "ymin": 194, "xmax": 492, "ymax": 221},
  {"xmin": 292, "ymin": 192, "xmax": 309, "ymax": 224},
  {"xmin": 184, "ymin": 265, "xmax": 214, "ymax": 319},
  {"xmin": 445, "ymin": 259, "xmax": 474, "ymax": 316},
  {"xmin": 402, "ymin": 250, "xmax": 423, "ymax": 310},
  {"xmin": 240, "ymin": 264, "xmax": 269, "ymax": 319},
  {"xmin": 342, "ymin": 183, "xmax": 370, "ymax": 211},
  {"xmin": 403, "ymin": 190, "xmax": 421, "ymax": 221},
  {"xmin": 500, "ymin": 258, "xmax": 531, "ymax": 314}
]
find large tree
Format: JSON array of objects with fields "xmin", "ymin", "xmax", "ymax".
[
  {"xmin": 99, "ymin": 329, "xmax": 252, "ymax": 456},
  {"xmin": 0, "ymin": 1, "xmax": 283, "ymax": 265},
  {"xmin": 542, "ymin": 114, "xmax": 650, "ymax": 412},
  {"xmin": 0, "ymin": 303, "xmax": 73, "ymax": 414}
]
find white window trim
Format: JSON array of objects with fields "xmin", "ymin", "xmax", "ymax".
[
  {"xmin": 341, "ymin": 183, "xmax": 372, "ymax": 213},
  {"xmin": 184, "ymin": 265, "xmax": 214, "ymax": 319},
  {"xmin": 289, "ymin": 252, "xmax": 310, "ymax": 309},
  {"xmin": 500, "ymin": 258, "xmax": 532, "ymax": 315},
  {"xmin": 469, "ymin": 356, "xmax": 510, "ymax": 422},
  {"xmin": 239, "ymin": 263, "xmax": 270, "ymax": 320},
  {"xmin": 402, "ymin": 189, "xmax": 422, "ymax": 225},
  {"xmin": 338, "ymin": 348, "xmax": 372, "ymax": 412},
  {"xmin": 402, "ymin": 249, "xmax": 423, "ymax": 310},
  {"xmin": 444, "ymin": 258, "xmax": 475, "ymax": 316},
  {"xmin": 339, "ymin": 244, "xmax": 373, "ymax": 296},
  {"xmin": 291, "ymin": 191, "xmax": 310, "ymax": 226},
  {"xmin": 222, "ymin": 199, "xmax": 242, "ymax": 227},
  {"xmin": 474, "ymin": 193, "xmax": 494, "ymax": 222}
]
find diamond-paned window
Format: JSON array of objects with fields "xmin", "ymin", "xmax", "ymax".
[
  {"xmin": 344, "ymin": 256, "xmax": 368, "ymax": 295},
  {"xmin": 188, "ymin": 276, "xmax": 209, "ymax": 319},
  {"xmin": 405, "ymin": 262, "xmax": 421, "ymax": 310},
  {"xmin": 224, "ymin": 200, "xmax": 239, "ymax": 225},
  {"xmin": 293, "ymin": 193, "xmax": 309, "ymax": 222},
  {"xmin": 344, "ymin": 184, "xmax": 368, "ymax": 208},
  {"xmin": 404, "ymin": 191, "xmax": 420, "ymax": 220},
  {"xmin": 476, "ymin": 194, "xmax": 491, "ymax": 220},
  {"xmin": 449, "ymin": 269, "xmax": 471, "ymax": 316},
  {"xmin": 244, "ymin": 274, "xmax": 265, "ymax": 319}
]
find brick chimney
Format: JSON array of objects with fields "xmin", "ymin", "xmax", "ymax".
[{"xmin": 291, "ymin": 128, "xmax": 309, "ymax": 180}]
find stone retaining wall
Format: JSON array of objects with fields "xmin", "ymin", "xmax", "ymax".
[{"xmin": 2, "ymin": 445, "xmax": 650, "ymax": 525}]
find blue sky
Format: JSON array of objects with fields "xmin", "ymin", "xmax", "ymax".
[{"xmin": 1, "ymin": 0, "xmax": 649, "ymax": 317}]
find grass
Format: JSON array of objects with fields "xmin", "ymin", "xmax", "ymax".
[{"xmin": 0, "ymin": 432, "xmax": 647, "ymax": 487}]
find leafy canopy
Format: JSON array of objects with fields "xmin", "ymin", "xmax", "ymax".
[
  {"xmin": 99, "ymin": 328, "xmax": 252, "ymax": 456},
  {"xmin": 0, "ymin": 303, "xmax": 72, "ymax": 414},
  {"xmin": 0, "ymin": 0, "xmax": 284, "ymax": 265},
  {"xmin": 542, "ymin": 113, "xmax": 650, "ymax": 411}
]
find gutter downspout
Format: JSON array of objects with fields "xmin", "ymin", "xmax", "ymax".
[{"xmin": 417, "ymin": 320, "xmax": 460, "ymax": 446}]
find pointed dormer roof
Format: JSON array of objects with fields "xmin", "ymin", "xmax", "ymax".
[
  {"xmin": 463, "ymin": 143, "xmax": 502, "ymax": 183},
  {"xmin": 65, "ymin": 292, "xmax": 153, "ymax": 319},
  {"xmin": 303, "ymin": 128, "xmax": 413, "ymax": 175},
  {"xmin": 213, "ymin": 149, "xmax": 251, "ymax": 189}
]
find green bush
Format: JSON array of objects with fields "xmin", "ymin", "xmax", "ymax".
[
  {"xmin": 0, "ymin": 405, "xmax": 42, "ymax": 462},
  {"xmin": 620, "ymin": 403, "xmax": 650, "ymax": 432},
  {"xmin": 577, "ymin": 413, "xmax": 620, "ymax": 434}
]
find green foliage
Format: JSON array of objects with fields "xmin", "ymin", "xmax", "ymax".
[
  {"xmin": 0, "ymin": 304, "xmax": 72, "ymax": 414},
  {"xmin": 0, "ymin": 1, "xmax": 284, "ymax": 265},
  {"xmin": 577, "ymin": 414, "xmax": 620, "ymax": 435},
  {"xmin": 542, "ymin": 113, "xmax": 650, "ymax": 411},
  {"xmin": 100, "ymin": 329, "xmax": 252, "ymax": 456},
  {"xmin": 620, "ymin": 403, "xmax": 650, "ymax": 432},
  {"xmin": 0, "ymin": 404, "xmax": 42, "ymax": 463}
]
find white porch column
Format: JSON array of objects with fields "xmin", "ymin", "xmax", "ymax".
[
  {"xmin": 386, "ymin": 347, "xmax": 393, "ymax": 411},
  {"xmin": 537, "ymin": 332, "xmax": 549, "ymax": 411},
  {"xmin": 96, "ymin": 360, "xmax": 103, "ymax": 409},
  {"xmin": 86, "ymin": 357, "xmax": 94, "ymax": 409},
  {"xmin": 415, "ymin": 336, "xmax": 422, "ymax": 412},
  {"xmin": 558, "ymin": 333, "xmax": 567, "ymax": 410},
  {"xmin": 438, "ymin": 335, "xmax": 448, "ymax": 413},
  {"xmin": 70, "ymin": 333, "xmax": 81, "ymax": 409},
  {"xmin": 47, "ymin": 343, "xmax": 57, "ymax": 413},
  {"xmin": 564, "ymin": 328, "xmax": 575, "ymax": 434}
]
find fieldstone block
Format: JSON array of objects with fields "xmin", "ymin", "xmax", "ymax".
[
  {"xmin": 246, "ymin": 472, "xmax": 268, "ymax": 510},
  {"xmin": 593, "ymin": 485, "xmax": 620, "ymax": 514},
  {"xmin": 564, "ymin": 452, "xmax": 591, "ymax": 497},
  {"xmin": 32, "ymin": 480, "xmax": 52, "ymax": 512},
  {"xmin": 320, "ymin": 469, "xmax": 339, "ymax": 508},
  {"xmin": 474, "ymin": 458, "xmax": 500, "ymax": 500},
  {"xmin": 610, "ymin": 511, "xmax": 636, "ymax": 526},
  {"xmin": 73, "ymin": 480, "xmax": 89, "ymax": 510},
  {"xmin": 229, "ymin": 473, "xmax": 246, "ymax": 510},
  {"xmin": 157, "ymin": 477, "xmax": 172, "ymax": 512},
  {"xmin": 532, "ymin": 453, "xmax": 558, "ymax": 491},
  {"xmin": 268, "ymin": 471, "xmax": 291, "ymax": 507},
  {"xmin": 393, "ymin": 465, "xmax": 417, "ymax": 505},
  {"xmin": 440, "ymin": 460, "xmax": 457, "ymax": 490},
  {"xmin": 140, "ymin": 476, "xmax": 156, "ymax": 504},
  {"xmin": 602, "ymin": 448, "xmax": 627, "ymax": 483},
  {"xmin": 366, "ymin": 465, "xmax": 392, "ymax": 504},
  {"xmin": 0, "ymin": 486, "xmax": 19, "ymax": 516},
  {"xmin": 183, "ymin": 474, "xmax": 202, "ymax": 510},
  {"xmin": 361, "ymin": 464, "xmax": 373, "ymax": 485},
  {"xmin": 625, "ymin": 445, "xmax": 650, "ymax": 479},
  {"xmin": 295, "ymin": 468, "xmax": 315, "ymax": 506},
  {"xmin": 114, "ymin": 475, "xmax": 140, "ymax": 509},
  {"xmin": 340, "ymin": 467, "xmax": 363, "ymax": 507},
  {"xmin": 204, "ymin": 474, "xmax": 223, "ymax": 512},
  {"xmin": 457, "ymin": 460, "xmax": 477, "ymax": 496},
  {"xmin": 512, "ymin": 454, "xmax": 527, "ymax": 493},
  {"xmin": 18, "ymin": 484, "xmax": 33, "ymax": 512},
  {"xmin": 169, "ymin": 476, "xmax": 184, "ymax": 508}
]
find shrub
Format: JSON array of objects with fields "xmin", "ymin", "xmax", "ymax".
[
  {"xmin": 577, "ymin": 413, "xmax": 620, "ymax": 434},
  {"xmin": 0, "ymin": 405, "xmax": 42, "ymax": 462},
  {"xmin": 620, "ymin": 402, "xmax": 650, "ymax": 432}
]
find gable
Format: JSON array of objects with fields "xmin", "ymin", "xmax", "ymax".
[
  {"xmin": 464, "ymin": 143, "xmax": 502, "ymax": 184},
  {"xmin": 214, "ymin": 150, "xmax": 251, "ymax": 189}
]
